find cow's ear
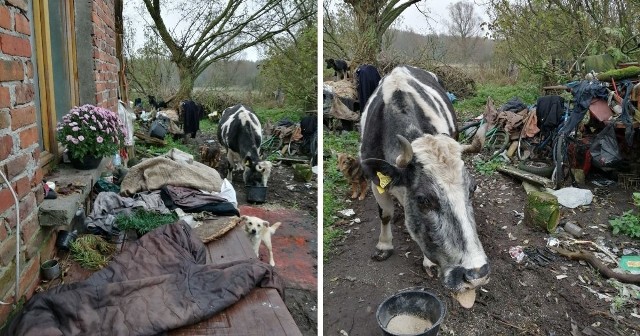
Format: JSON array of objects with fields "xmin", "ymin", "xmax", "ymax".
[{"xmin": 361, "ymin": 158, "xmax": 405, "ymax": 194}]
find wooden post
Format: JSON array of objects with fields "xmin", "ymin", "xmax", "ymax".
[{"xmin": 524, "ymin": 190, "xmax": 560, "ymax": 233}]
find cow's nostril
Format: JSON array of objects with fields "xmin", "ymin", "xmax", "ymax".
[{"xmin": 464, "ymin": 264, "xmax": 490, "ymax": 282}]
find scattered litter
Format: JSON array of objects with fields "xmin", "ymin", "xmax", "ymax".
[
  {"xmin": 580, "ymin": 285, "xmax": 612, "ymax": 301},
  {"xmin": 286, "ymin": 185, "xmax": 295, "ymax": 191},
  {"xmin": 591, "ymin": 178, "xmax": 615, "ymax": 187},
  {"xmin": 556, "ymin": 275, "xmax": 568, "ymax": 280},
  {"xmin": 578, "ymin": 275, "xmax": 585, "ymax": 283},
  {"xmin": 631, "ymin": 313, "xmax": 640, "ymax": 319},
  {"xmin": 398, "ymin": 273, "xmax": 404, "ymax": 276},
  {"xmin": 501, "ymin": 226, "xmax": 508, "ymax": 230},
  {"xmin": 563, "ymin": 222, "xmax": 584, "ymax": 237},
  {"xmin": 480, "ymin": 287, "xmax": 488, "ymax": 293},
  {"xmin": 338, "ymin": 209, "xmax": 355, "ymax": 217},
  {"xmin": 508, "ymin": 232, "xmax": 517, "ymax": 241},
  {"xmin": 549, "ymin": 187, "xmax": 593, "ymax": 208},
  {"xmin": 261, "ymin": 302, "xmax": 280, "ymax": 308},
  {"xmin": 623, "ymin": 248, "xmax": 640, "ymax": 255},
  {"xmin": 340, "ymin": 330, "xmax": 349, "ymax": 336},
  {"xmin": 620, "ymin": 256, "xmax": 640, "ymax": 274},
  {"xmin": 345, "ymin": 276, "xmax": 356, "ymax": 282},
  {"xmin": 546, "ymin": 237, "xmax": 560, "ymax": 247},
  {"xmin": 513, "ymin": 210, "xmax": 524, "ymax": 218},
  {"xmin": 509, "ymin": 246, "xmax": 526, "ymax": 263}
]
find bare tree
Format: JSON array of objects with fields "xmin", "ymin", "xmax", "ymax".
[
  {"xmin": 341, "ymin": 0, "xmax": 422, "ymax": 65},
  {"xmin": 446, "ymin": 1, "xmax": 482, "ymax": 63},
  {"xmin": 138, "ymin": 0, "xmax": 314, "ymax": 103}
]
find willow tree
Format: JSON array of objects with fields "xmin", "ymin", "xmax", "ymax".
[
  {"xmin": 342, "ymin": 0, "xmax": 422, "ymax": 65},
  {"xmin": 140, "ymin": 0, "xmax": 314, "ymax": 103}
]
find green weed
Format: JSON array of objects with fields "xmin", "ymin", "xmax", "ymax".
[
  {"xmin": 70, "ymin": 235, "xmax": 116, "ymax": 270},
  {"xmin": 254, "ymin": 106, "xmax": 307, "ymax": 124},
  {"xmin": 474, "ymin": 157, "xmax": 505, "ymax": 176},
  {"xmin": 116, "ymin": 210, "xmax": 178, "ymax": 235},
  {"xmin": 609, "ymin": 193, "xmax": 640, "ymax": 239},
  {"xmin": 199, "ymin": 118, "xmax": 217, "ymax": 135},
  {"xmin": 323, "ymin": 131, "xmax": 361, "ymax": 258}
]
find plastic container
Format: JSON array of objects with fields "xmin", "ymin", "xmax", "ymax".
[
  {"xmin": 246, "ymin": 186, "xmax": 267, "ymax": 204},
  {"xmin": 40, "ymin": 259, "xmax": 61, "ymax": 280},
  {"xmin": 377, "ymin": 287, "xmax": 446, "ymax": 336},
  {"xmin": 55, "ymin": 230, "xmax": 78, "ymax": 251}
]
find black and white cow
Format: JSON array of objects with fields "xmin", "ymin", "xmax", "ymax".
[
  {"xmin": 217, "ymin": 104, "xmax": 271, "ymax": 186},
  {"xmin": 359, "ymin": 65, "xmax": 489, "ymax": 305}
]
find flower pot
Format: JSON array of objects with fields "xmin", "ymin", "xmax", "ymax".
[
  {"xmin": 69, "ymin": 154, "xmax": 102, "ymax": 170},
  {"xmin": 40, "ymin": 259, "xmax": 61, "ymax": 281}
]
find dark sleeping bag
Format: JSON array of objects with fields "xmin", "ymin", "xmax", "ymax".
[{"xmin": 3, "ymin": 221, "xmax": 281, "ymax": 336}]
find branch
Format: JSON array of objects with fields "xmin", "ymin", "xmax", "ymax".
[{"xmin": 550, "ymin": 247, "xmax": 640, "ymax": 285}]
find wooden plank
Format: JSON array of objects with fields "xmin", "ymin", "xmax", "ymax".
[
  {"xmin": 497, "ymin": 165, "xmax": 556, "ymax": 189},
  {"xmin": 169, "ymin": 226, "xmax": 302, "ymax": 336}
]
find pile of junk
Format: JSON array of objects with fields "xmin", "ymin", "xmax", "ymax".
[{"xmin": 462, "ymin": 65, "xmax": 640, "ymax": 189}]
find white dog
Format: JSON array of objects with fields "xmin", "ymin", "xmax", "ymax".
[
  {"xmin": 256, "ymin": 161, "xmax": 273, "ymax": 187},
  {"xmin": 240, "ymin": 215, "xmax": 281, "ymax": 266}
]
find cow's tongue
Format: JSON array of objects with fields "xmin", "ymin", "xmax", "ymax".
[{"xmin": 453, "ymin": 289, "xmax": 476, "ymax": 309}]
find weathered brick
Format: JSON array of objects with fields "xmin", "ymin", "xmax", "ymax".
[
  {"xmin": 34, "ymin": 184, "xmax": 44, "ymax": 205},
  {"xmin": 18, "ymin": 255, "xmax": 40, "ymax": 299},
  {"xmin": 0, "ymin": 294, "xmax": 13, "ymax": 322},
  {"xmin": 25, "ymin": 60, "xmax": 33, "ymax": 79},
  {"xmin": 0, "ymin": 188, "xmax": 14, "ymax": 214},
  {"xmin": 12, "ymin": 175, "xmax": 29, "ymax": 199},
  {"xmin": 0, "ymin": 6, "xmax": 10, "ymax": 30},
  {"xmin": 0, "ymin": 33, "xmax": 31, "ymax": 57},
  {"xmin": 15, "ymin": 13, "xmax": 29, "ymax": 35},
  {"xmin": 0, "ymin": 237, "xmax": 17, "ymax": 265},
  {"xmin": 0, "ymin": 110, "xmax": 10, "ymax": 129},
  {"xmin": 0, "ymin": 218, "xmax": 7, "ymax": 241},
  {"xmin": 20, "ymin": 215, "xmax": 39, "ymax": 248},
  {"xmin": 18, "ymin": 126, "xmax": 38, "ymax": 148},
  {"xmin": 5, "ymin": 192, "xmax": 37, "ymax": 229},
  {"xmin": 10, "ymin": 105, "xmax": 35, "ymax": 130},
  {"xmin": 14, "ymin": 83, "xmax": 34, "ymax": 105},
  {"xmin": 2, "ymin": 153, "xmax": 29, "ymax": 180},
  {"xmin": 30, "ymin": 167, "xmax": 42, "ymax": 188},
  {"xmin": 0, "ymin": 134, "xmax": 12, "ymax": 160},
  {"xmin": 0, "ymin": 86, "xmax": 9, "ymax": 108},
  {"xmin": 0, "ymin": 59, "xmax": 23, "ymax": 82},
  {"xmin": 6, "ymin": 0, "xmax": 28, "ymax": 12}
]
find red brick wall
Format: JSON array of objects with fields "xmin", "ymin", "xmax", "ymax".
[
  {"xmin": 0, "ymin": 0, "xmax": 50, "ymax": 321},
  {"xmin": 92, "ymin": 0, "xmax": 118, "ymax": 112}
]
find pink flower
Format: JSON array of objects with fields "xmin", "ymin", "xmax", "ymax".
[
  {"xmin": 78, "ymin": 135, "xmax": 85, "ymax": 141},
  {"xmin": 72, "ymin": 126, "xmax": 80, "ymax": 132},
  {"xmin": 96, "ymin": 136, "xmax": 103, "ymax": 143},
  {"xmin": 71, "ymin": 138, "xmax": 79, "ymax": 144},
  {"xmin": 90, "ymin": 126, "xmax": 96, "ymax": 131},
  {"xmin": 66, "ymin": 135, "xmax": 73, "ymax": 141}
]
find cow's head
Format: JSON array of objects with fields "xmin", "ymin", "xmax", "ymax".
[
  {"xmin": 243, "ymin": 156, "xmax": 272, "ymax": 187},
  {"xmin": 362, "ymin": 134, "xmax": 489, "ymax": 294}
]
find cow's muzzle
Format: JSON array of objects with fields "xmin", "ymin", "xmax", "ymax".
[{"xmin": 445, "ymin": 264, "xmax": 490, "ymax": 291}]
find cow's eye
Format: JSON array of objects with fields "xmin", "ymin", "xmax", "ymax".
[{"xmin": 417, "ymin": 195, "xmax": 438, "ymax": 211}]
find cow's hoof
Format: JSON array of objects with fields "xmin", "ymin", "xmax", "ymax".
[{"xmin": 372, "ymin": 249, "xmax": 393, "ymax": 261}]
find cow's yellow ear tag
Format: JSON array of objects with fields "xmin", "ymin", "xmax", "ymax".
[
  {"xmin": 244, "ymin": 160, "xmax": 250, "ymax": 167},
  {"xmin": 376, "ymin": 172, "xmax": 391, "ymax": 194}
]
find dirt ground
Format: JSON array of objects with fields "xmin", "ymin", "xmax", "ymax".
[{"xmin": 323, "ymin": 156, "xmax": 640, "ymax": 336}]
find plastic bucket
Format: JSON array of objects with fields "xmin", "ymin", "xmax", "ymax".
[
  {"xmin": 377, "ymin": 287, "xmax": 446, "ymax": 336},
  {"xmin": 246, "ymin": 186, "xmax": 267, "ymax": 204},
  {"xmin": 55, "ymin": 230, "xmax": 77, "ymax": 251},
  {"xmin": 40, "ymin": 259, "xmax": 61, "ymax": 280}
]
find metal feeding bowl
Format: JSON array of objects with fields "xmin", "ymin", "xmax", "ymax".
[
  {"xmin": 246, "ymin": 186, "xmax": 267, "ymax": 204},
  {"xmin": 377, "ymin": 287, "xmax": 446, "ymax": 336}
]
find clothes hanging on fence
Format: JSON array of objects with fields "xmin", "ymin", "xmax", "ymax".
[
  {"xmin": 356, "ymin": 65, "xmax": 381, "ymax": 112},
  {"xmin": 536, "ymin": 95, "xmax": 565, "ymax": 137},
  {"xmin": 181, "ymin": 100, "xmax": 201, "ymax": 138}
]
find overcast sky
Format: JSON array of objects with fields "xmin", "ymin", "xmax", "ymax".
[
  {"xmin": 397, "ymin": 0, "xmax": 490, "ymax": 34},
  {"xmin": 124, "ymin": 1, "xmax": 489, "ymax": 62}
]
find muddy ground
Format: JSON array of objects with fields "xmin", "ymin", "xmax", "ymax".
[{"xmin": 323, "ymin": 155, "xmax": 640, "ymax": 336}]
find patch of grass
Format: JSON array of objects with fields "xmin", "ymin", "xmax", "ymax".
[
  {"xmin": 323, "ymin": 131, "xmax": 361, "ymax": 259},
  {"xmin": 199, "ymin": 118, "xmax": 217, "ymax": 135},
  {"xmin": 254, "ymin": 106, "xmax": 307, "ymax": 124},
  {"xmin": 473, "ymin": 157, "xmax": 505, "ymax": 176},
  {"xmin": 116, "ymin": 209, "xmax": 178, "ymax": 235},
  {"xmin": 455, "ymin": 82, "xmax": 541, "ymax": 119},
  {"xmin": 144, "ymin": 135, "xmax": 196, "ymax": 157},
  {"xmin": 70, "ymin": 235, "xmax": 116, "ymax": 270}
]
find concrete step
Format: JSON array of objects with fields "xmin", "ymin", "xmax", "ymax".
[{"xmin": 38, "ymin": 158, "xmax": 108, "ymax": 226}]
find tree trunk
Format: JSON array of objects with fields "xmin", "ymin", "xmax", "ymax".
[
  {"xmin": 175, "ymin": 65, "xmax": 196, "ymax": 105},
  {"xmin": 352, "ymin": 5, "xmax": 381, "ymax": 65},
  {"xmin": 524, "ymin": 190, "xmax": 560, "ymax": 233}
]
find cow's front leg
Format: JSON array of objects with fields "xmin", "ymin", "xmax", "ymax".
[
  {"xmin": 372, "ymin": 183, "xmax": 394, "ymax": 261},
  {"xmin": 422, "ymin": 256, "xmax": 438, "ymax": 278}
]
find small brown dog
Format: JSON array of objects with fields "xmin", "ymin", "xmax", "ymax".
[
  {"xmin": 336, "ymin": 153, "xmax": 368, "ymax": 200},
  {"xmin": 200, "ymin": 143, "xmax": 221, "ymax": 168}
]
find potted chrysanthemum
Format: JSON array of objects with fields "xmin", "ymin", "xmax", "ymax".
[{"xmin": 56, "ymin": 104, "xmax": 126, "ymax": 170}]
